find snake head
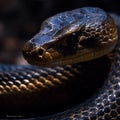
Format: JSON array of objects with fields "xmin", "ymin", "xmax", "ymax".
[
  {"xmin": 22, "ymin": 32, "xmax": 80, "ymax": 67},
  {"xmin": 23, "ymin": 8, "xmax": 118, "ymax": 67},
  {"xmin": 22, "ymin": 20, "xmax": 83, "ymax": 67}
]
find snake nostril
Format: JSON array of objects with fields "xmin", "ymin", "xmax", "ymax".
[
  {"xmin": 38, "ymin": 49, "xmax": 44, "ymax": 55},
  {"xmin": 38, "ymin": 48, "xmax": 45, "ymax": 57}
]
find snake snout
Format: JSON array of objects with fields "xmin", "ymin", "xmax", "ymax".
[
  {"xmin": 23, "ymin": 41, "xmax": 37, "ymax": 54},
  {"xmin": 22, "ymin": 41, "xmax": 40, "ymax": 64},
  {"xmin": 22, "ymin": 40, "xmax": 53, "ymax": 66}
]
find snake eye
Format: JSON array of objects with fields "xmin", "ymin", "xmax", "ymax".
[
  {"xmin": 66, "ymin": 32, "xmax": 79, "ymax": 48},
  {"xmin": 58, "ymin": 32, "xmax": 79, "ymax": 55}
]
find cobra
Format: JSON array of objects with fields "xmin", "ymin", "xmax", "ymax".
[{"xmin": 0, "ymin": 7, "xmax": 119, "ymax": 119}]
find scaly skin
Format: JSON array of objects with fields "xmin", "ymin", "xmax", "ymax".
[{"xmin": 0, "ymin": 7, "xmax": 119, "ymax": 120}]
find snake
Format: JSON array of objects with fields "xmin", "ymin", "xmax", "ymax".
[{"xmin": 0, "ymin": 7, "xmax": 119, "ymax": 119}]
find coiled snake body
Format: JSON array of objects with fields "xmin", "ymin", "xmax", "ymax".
[{"xmin": 0, "ymin": 7, "xmax": 120, "ymax": 119}]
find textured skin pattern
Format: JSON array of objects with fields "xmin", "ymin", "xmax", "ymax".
[
  {"xmin": 0, "ymin": 8, "xmax": 119, "ymax": 120},
  {"xmin": 0, "ymin": 64, "xmax": 84, "ymax": 118},
  {"xmin": 41, "ymin": 40, "xmax": 120, "ymax": 120}
]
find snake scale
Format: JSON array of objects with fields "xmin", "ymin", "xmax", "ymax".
[{"xmin": 0, "ymin": 7, "xmax": 120, "ymax": 119}]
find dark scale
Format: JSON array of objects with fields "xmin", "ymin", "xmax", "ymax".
[
  {"xmin": 113, "ymin": 84, "xmax": 120, "ymax": 90},
  {"xmin": 116, "ymin": 116, "xmax": 120, "ymax": 120},
  {"xmin": 117, "ymin": 107, "xmax": 120, "ymax": 114},
  {"xmin": 110, "ymin": 102, "xmax": 117, "ymax": 109},
  {"xmin": 98, "ymin": 110, "xmax": 104, "ymax": 116},
  {"xmin": 104, "ymin": 114, "xmax": 111, "ymax": 120},
  {"xmin": 116, "ymin": 98, "xmax": 120, "ymax": 105},
  {"xmin": 116, "ymin": 91, "xmax": 120, "ymax": 97},
  {"xmin": 110, "ymin": 110, "xmax": 118, "ymax": 118},
  {"xmin": 104, "ymin": 107, "xmax": 111, "ymax": 113}
]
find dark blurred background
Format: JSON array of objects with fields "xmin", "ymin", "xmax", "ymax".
[{"xmin": 0, "ymin": 0, "xmax": 119, "ymax": 64}]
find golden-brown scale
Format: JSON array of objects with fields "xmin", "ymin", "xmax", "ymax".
[{"xmin": 0, "ymin": 64, "xmax": 86, "ymax": 118}]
